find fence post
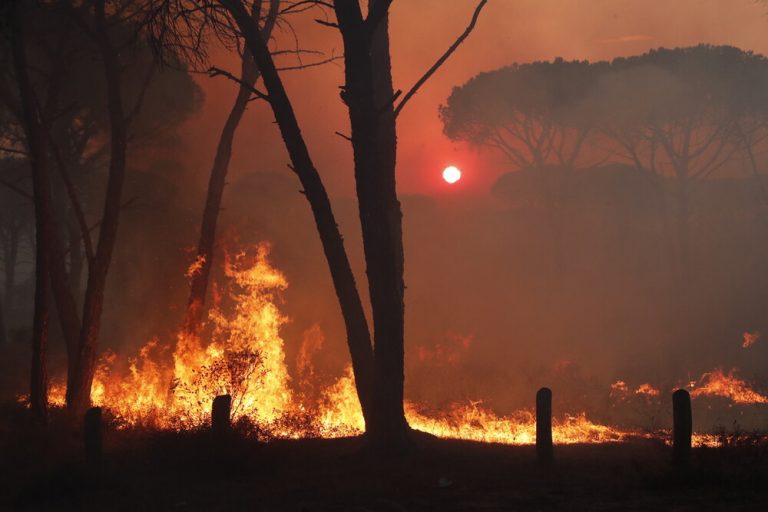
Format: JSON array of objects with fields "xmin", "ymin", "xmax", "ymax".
[
  {"xmin": 672, "ymin": 389, "xmax": 692, "ymax": 467},
  {"xmin": 536, "ymin": 387, "xmax": 553, "ymax": 464},
  {"xmin": 212, "ymin": 394, "xmax": 232, "ymax": 435},
  {"xmin": 84, "ymin": 406, "xmax": 103, "ymax": 466}
]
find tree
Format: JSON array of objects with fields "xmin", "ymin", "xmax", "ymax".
[
  {"xmin": 162, "ymin": 0, "xmax": 486, "ymax": 448},
  {"xmin": 442, "ymin": 46, "xmax": 768, "ymax": 281},
  {"xmin": 596, "ymin": 46, "xmax": 768, "ymax": 276},
  {"xmin": 7, "ymin": 0, "xmax": 53, "ymax": 421},
  {"xmin": 441, "ymin": 58, "xmax": 607, "ymax": 279},
  {"xmin": 440, "ymin": 59, "xmax": 604, "ymax": 171},
  {"xmin": 0, "ymin": 159, "xmax": 32, "ymax": 347},
  {"xmin": 183, "ymin": 0, "xmax": 279, "ymax": 336},
  {"xmin": 1, "ymin": 0, "xmax": 202, "ymax": 414}
]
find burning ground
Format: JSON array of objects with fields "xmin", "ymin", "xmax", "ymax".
[{"xmin": 19, "ymin": 244, "xmax": 768, "ymax": 449}]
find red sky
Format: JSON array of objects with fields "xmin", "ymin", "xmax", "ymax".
[{"xmin": 178, "ymin": 0, "xmax": 768, "ymax": 198}]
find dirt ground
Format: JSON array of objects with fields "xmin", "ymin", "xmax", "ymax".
[{"xmin": 2, "ymin": 405, "xmax": 767, "ymax": 511}]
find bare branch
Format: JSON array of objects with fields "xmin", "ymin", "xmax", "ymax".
[
  {"xmin": 0, "ymin": 145, "xmax": 27, "ymax": 156},
  {"xmin": 41, "ymin": 121, "xmax": 96, "ymax": 264},
  {"xmin": 276, "ymin": 54, "xmax": 341, "ymax": 71},
  {"xmin": 393, "ymin": 0, "xmax": 487, "ymax": 118},
  {"xmin": 335, "ymin": 131, "xmax": 351, "ymax": 141},
  {"xmin": 125, "ymin": 61, "xmax": 157, "ymax": 125},
  {"xmin": 0, "ymin": 177, "xmax": 32, "ymax": 200},
  {"xmin": 314, "ymin": 18, "xmax": 338, "ymax": 28},
  {"xmin": 280, "ymin": 0, "xmax": 334, "ymax": 15},
  {"xmin": 208, "ymin": 66, "xmax": 270, "ymax": 101}
]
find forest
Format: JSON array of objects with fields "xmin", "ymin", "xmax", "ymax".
[{"xmin": 2, "ymin": 0, "xmax": 768, "ymax": 510}]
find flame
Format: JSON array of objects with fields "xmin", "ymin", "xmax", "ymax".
[
  {"xmin": 610, "ymin": 380, "xmax": 659, "ymax": 399},
  {"xmin": 297, "ymin": 324, "xmax": 325, "ymax": 389},
  {"xmin": 610, "ymin": 380, "xmax": 629, "ymax": 398},
  {"xmin": 40, "ymin": 243, "xmax": 760, "ymax": 447},
  {"xmin": 743, "ymin": 331, "xmax": 760, "ymax": 349},
  {"xmin": 690, "ymin": 368, "xmax": 768, "ymax": 404},
  {"xmin": 635, "ymin": 383, "xmax": 660, "ymax": 397},
  {"xmin": 185, "ymin": 254, "xmax": 206, "ymax": 278}
]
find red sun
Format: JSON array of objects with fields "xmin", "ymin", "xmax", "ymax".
[{"xmin": 442, "ymin": 166, "xmax": 462, "ymax": 184}]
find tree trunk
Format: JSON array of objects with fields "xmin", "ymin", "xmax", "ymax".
[
  {"xmin": 11, "ymin": 1, "xmax": 50, "ymax": 422},
  {"xmin": 335, "ymin": 1, "xmax": 409, "ymax": 447},
  {"xmin": 3, "ymin": 223, "xmax": 19, "ymax": 314},
  {"xmin": 67, "ymin": 1, "xmax": 128, "ymax": 414},
  {"xmin": 68, "ymin": 214, "xmax": 84, "ymax": 300},
  {"xmin": 219, "ymin": 0, "xmax": 377, "ymax": 427},
  {"xmin": 184, "ymin": 0, "xmax": 278, "ymax": 335},
  {"xmin": 0, "ymin": 294, "xmax": 7, "ymax": 347}
]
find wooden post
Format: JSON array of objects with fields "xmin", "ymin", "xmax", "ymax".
[
  {"xmin": 536, "ymin": 387, "xmax": 553, "ymax": 464},
  {"xmin": 84, "ymin": 406, "xmax": 102, "ymax": 465},
  {"xmin": 672, "ymin": 389, "xmax": 692, "ymax": 467},
  {"xmin": 212, "ymin": 394, "xmax": 232, "ymax": 435}
]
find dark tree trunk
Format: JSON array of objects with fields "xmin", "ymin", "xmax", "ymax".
[
  {"xmin": 334, "ymin": 0, "xmax": 409, "ymax": 447},
  {"xmin": 3, "ymin": 223, "xmax": 19, "ymax": 314},
  {"xmin": 68, "ymin": 213, "xmax": 84, "ymax": 300},
  {"xmin": 673, "ymin": 176, "xmax": 690, "ymax": 280},
  {"xmin": 219, "ymin": 0, "xmax": 377, "ymax": 427},
  {"xmin": 33, "ymin": 36, "xmax": 85, "ymax": 397},
  {"xmin": 11, "ymin": 1, "xmax": 50, "ymax": 422},
  {"xmin": 184, "ymin": 0, "xmax": 278, "ymax": 335},
  {"xmin": 67, "ymin": 0, "xmax": 128, "ymax": 414},
  {"xmin": 0, "ymin": 221, "xmax": 19, "ymax": 347},
  {"xmin": 0, "ymin": 295, "xmax": 7, "ymax": 347}
]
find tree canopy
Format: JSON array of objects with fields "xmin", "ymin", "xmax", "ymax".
[{"xmin": 440, "ymin": 45, "xmax": 768, "ymax": 177}]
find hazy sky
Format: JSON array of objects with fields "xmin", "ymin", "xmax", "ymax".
[{"xmin": 178, "ymin": 0, "xmax": 768, "ymax": 198}]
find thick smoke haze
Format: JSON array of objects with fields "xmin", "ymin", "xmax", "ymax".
[{"xmin": 3, "ymin": 0, "xmax": 768, "ymax": 431}]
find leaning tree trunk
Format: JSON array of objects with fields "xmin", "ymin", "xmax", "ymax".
[
  {"xmin": 334, "ymin": 1, "xmax": 409, "ymax": 447},
  {"xmin": 67, "ymin": 1, "xmax": 128, "ymax": 414},
  {"xmin": 11, "ymin": 2, "xmax": 51, "ymax": 421},
  {"xmin": 184, "ymin": 0, "xmax": 278, "ymax": 335},
  {"xmin": 219, "ymin": 0, "xmax": 377, "ymax": 426}
]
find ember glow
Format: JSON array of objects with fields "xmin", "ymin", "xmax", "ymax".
[
  {"xmin": 40, "ymin": 244, "xmax": 638, "ymax": 445},
  {"xmin": 742, "ymin": 331, "xmax": 760, "ymax": 349}
]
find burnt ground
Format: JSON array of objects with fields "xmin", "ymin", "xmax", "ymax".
[{"xmin": 2, "ymin": 405, "xmax": 768, "ymax": 511}]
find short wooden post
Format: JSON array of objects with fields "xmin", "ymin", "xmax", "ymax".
[
  {"xmin": 84, "ymin": 406, "xmax": 103, "ymax": 465},
  {"xmin": 536, "ymin": 387, "xmax": 553, "ymax": 464},
  {"xmin": 212, "ymin": 394, "xmax": 232, "ymax": 435},
  {"xmin": 672, "ymin": 389, "xmax": 692, "ymax": 467}
]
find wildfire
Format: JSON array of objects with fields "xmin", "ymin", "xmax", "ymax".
[
  {"xmin": 690, "ymin": 368, "xmax": 768, "ymax": 404},
  {"xmin": 610, "ymin": 380, "xmax": 660, "ymax": 399},
  {"xmin": 39, "ymin": 243, "xmax": 762, "ymax": 447}
]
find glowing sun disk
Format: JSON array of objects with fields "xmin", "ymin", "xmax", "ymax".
[{"xmin": 443, "ymin": 166, "xmax": 462, "ymax": 184}]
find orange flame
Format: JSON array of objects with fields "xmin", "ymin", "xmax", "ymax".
[
  {"xmin": 185, "ymin": 254, "xmax": 206, "ymax": 278},
  {"xmin": 635, "ymin": 383, "xmax": 660, "ymax": 397},
  {"xmin": 40, "ymin": 243, "xmax": 731, "ymax": 446},
  {"xmin": 690, "ymin": 368, "xmax": 768, "ymax": 404},
  {"xmin": 610, "ymin": 380, "xmax": 659, "ymax": 399}
]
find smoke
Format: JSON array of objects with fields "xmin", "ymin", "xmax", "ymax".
[{"xmin": 4, "ymin": 0, "xmax": 768, "ymax": 434}]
